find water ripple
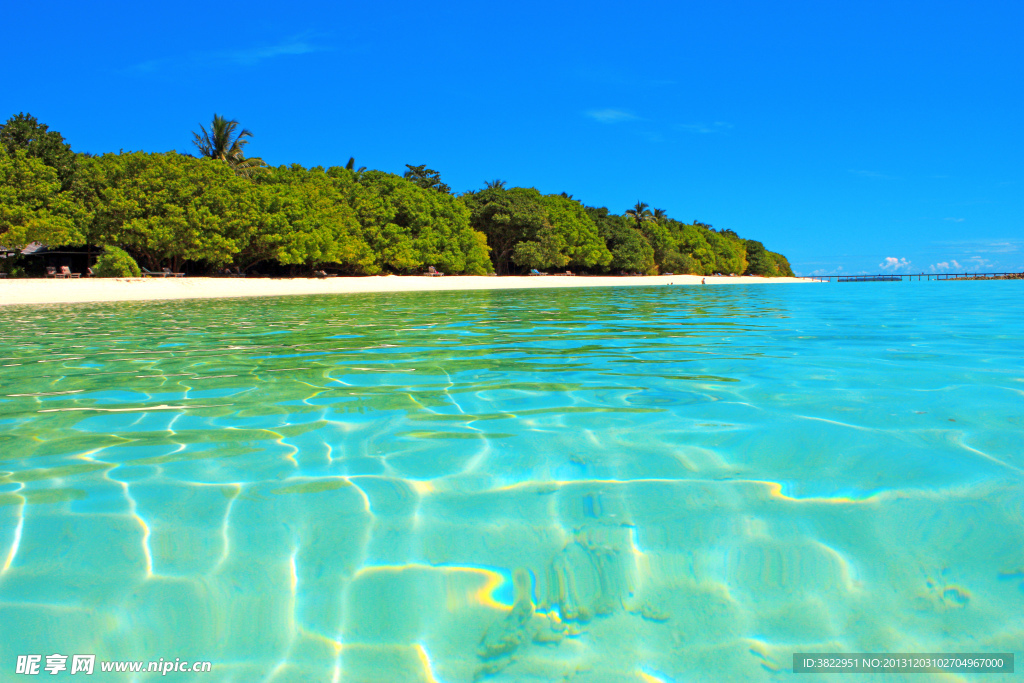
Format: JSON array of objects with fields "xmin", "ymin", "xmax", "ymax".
[{"xmin": 0, "ymin": 283, "xmax": 1022, "ymax": 679}]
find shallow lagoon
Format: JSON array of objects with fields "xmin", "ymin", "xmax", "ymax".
[{"xmin": 1, "ymin": 282, "xmax": 1021, "ymax": 681}]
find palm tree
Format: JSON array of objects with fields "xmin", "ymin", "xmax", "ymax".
[
  {"xmin": 625, "ymin": 201, "xmax": 654, "ymax": 230},
  {"xmin": 484, "ymin": 179, "xmax": 507, "ymax": 190},
  {"xmin": 192, "ymin": 114, "xmax": 265, "ymax": 176},
  {"xmin": 345, "ymin": 157, "xmax": 367, "ymax": 173},
  {"xmin": 404, "ymin": 164, "xmax": 451, "ymax": 193},
  {"xmin": 653, "ymin": 208, "xmax": 667, "ymax": 223}
]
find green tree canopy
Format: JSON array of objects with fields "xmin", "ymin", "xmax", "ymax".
[
  {"xmin": 674, "ymin": 224, "xmax": 717, "ymax": 275},
  {"xmin": 0, "ymin": 146, "xmax": 82, "ymax": 248},
  {"xmin": 192, "ymin": 114, "xmax": 266, "ymax": 177},
  {"xmin": 0, "ymin": 113, "xmax": 77, "ymax": 191},
  {"xmin": 462, "ymin": 186, "xmax": 549, "ymax": 274},
  {"xmin": 0, "ymin": 112, "xmax": 796, "ymax": 277},
  {"xmin": 253, "ymin": 164, "xmax": 374, "ymax": 273},
  {"xmin": 639, "ymin": 218, "xmax": 678, "ymax": 271},
  {"xmin": 625, "ymin": 201, "xmax": 654, "ymax": 231},
  {"xmin": 587, "ymin": 206, "xmax": 655, "ymax": 273},
  {"xmin": 706, "ymin": 229, "xmax": 746, "ymax": 275},
  {"xmin": 743, "ymin": 239, "xmax": 780, "ymax": 276},
  {"xmin": 769, "ymin": 251, "xmax": 794, "ymax": 277},
  {"xmin": 74, "ymin": 152, "xmax": 260, "ymax": 270},
  {"xmin": 92, "ymin": 246, "xmax": 141, "ymax": 277},
  {"xmin": 511, "ymin": 194, "xmax": 610, "ymax": 271},
  {"xmin": 345, "ymin": 170, "xmax": 489, "ymax": 274},
  {"xmin": 403, "ymin": 164, "xmax": 451, "ymax": 194}
]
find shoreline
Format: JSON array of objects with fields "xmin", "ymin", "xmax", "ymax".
[{"xmin": 0, "ymin": 274, "xmax": 818, "ymax": 306}]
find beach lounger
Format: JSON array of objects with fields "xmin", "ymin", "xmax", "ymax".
[
  {"xmin": 162, "ymin": 268, "xmax": 185, "ymax": 277},
  {"xmin": 529, "ymin": 269, "xmax": 548, "ymax": 276},
  {"xmin": 427, "ymin": 266, "xmax": 444, "ymax": 276},
  {"xmin": 60, "ymin": 266, "xmax": 81, "ymax": 279},
  {"xmin": 46, "ymin": 266, "xmax": 61, "ymax": 278},
  {"xmin": 141, "ymin": 267, "xmax": 169, "ymax": 277}
]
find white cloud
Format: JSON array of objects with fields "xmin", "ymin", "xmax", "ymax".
[
  {"xmin": 586, "ymin": 109, "xmax": 639, "ymax": 123},
  {"xmin": 933, "ymin": 238, "xmax": 1023, "ymax": 254},
  {"xmin": 228, "ymin": 39, "xmax": 325, "ymax": 66},
  {"xmin": 130, "ymin": 35, "xmax": 329, "ymax": 72},
  {"xmin": 966, "ymin": 256, "xmax": 995, "ymax": 269},
  {"xmin": 929, "ymin": 260, "xmax": 962, "ymax": 273},
  {"xmin": 808, "ymin": 266, "xmax": 844, "ymax": 276},
  {"xmin": 676, "ymin": 122, "xmax": 733, "ymax": 134},
  {"xmin": 880, "ymin": 257, "xmax": 911, "ymax": 271}
]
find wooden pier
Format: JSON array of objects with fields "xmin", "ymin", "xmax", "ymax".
[{"xmin": 806, "ymin": 272, "xmax": 1023, "ymax": 283}]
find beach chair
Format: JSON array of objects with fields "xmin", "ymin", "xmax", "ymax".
[
  {"xmin": 529, "ymin": 269, "xmax": 548, "ymax": 276},
  {"xmin": 427, "ymin": 266, "xmax": 444, "ymax": 276},
  {"xmin": 141, "ymin": 267, "xmax": 168, "ymax": 277},
  {"xmin": 162, "ymin": 267, "xmax": 185, "ymax": 277},
  {"xmin": 46, "ymin": 266, "xmax": 61, "ymax": 278},
  {"xmin": 60, "ymin": 266, "xmax": 81, "ymax": 279}
]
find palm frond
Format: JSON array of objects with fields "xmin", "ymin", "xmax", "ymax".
[
  {"xmin": 193, "ymin": 114, "xmax": 254, "ymax": 164},
  {"xmin": 231, "ymin": 157, "xmax": 268, "ymax": 178}
]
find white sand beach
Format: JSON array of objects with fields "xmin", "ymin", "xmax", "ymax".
[{"xmin": 0, "ymin": 273, "xmax": 818, "ymax": 306}]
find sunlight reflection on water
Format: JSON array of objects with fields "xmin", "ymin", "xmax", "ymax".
[{"xmin": 1, "ymin": 283, "xmax": 1022, "ymax": 681}]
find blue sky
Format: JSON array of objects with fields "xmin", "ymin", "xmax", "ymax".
[{"xmin": 4, "ymin": 0, "xmax": 1021, "ymax": 275}]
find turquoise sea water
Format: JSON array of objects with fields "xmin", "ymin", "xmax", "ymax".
[{"xmin": 0, "ymin": 282, "xmax": 1021, "ymax": 681}]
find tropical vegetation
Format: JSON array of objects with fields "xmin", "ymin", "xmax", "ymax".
[
  {"xmin": 92, "ymin": 246, "xmax": 140, "ymax": 278},
  {"xmin": 0, "ymin": 113, "xmax": 794, "ymax": 277}
]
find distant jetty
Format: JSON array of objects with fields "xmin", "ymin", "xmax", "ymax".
[
  {"xmin": 944, "ymin": 272, "xmax": 1023, "ymax": 281},
  {"xmin": 809, "ymin": 271, "xmax": 1023, "ymax": 282}
]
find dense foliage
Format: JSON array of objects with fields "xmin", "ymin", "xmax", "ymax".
[
  {"xmin": 0, "ymin": 146, "xmax": 82, "ymax": 248},
  {"xmin": 0, "ymin": 113, "xmax": 77, "ymax": 191},
  {"xmin": 92, "ymin": 246, "xmax": 141, "ymax": 278},
  {"xmin": 0, "ymin": 113, "xmax": 794, "ymax": 277}
]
